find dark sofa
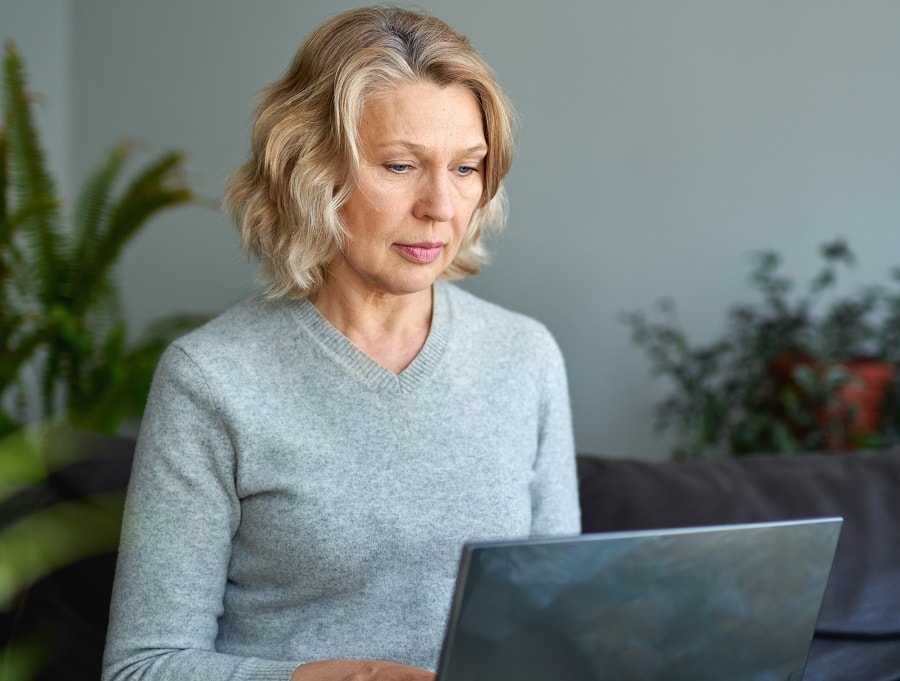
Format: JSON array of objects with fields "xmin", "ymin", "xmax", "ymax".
[
  {"xmin": 4, "ymin": 435, "xmax": 899, "ymax": 680},
  {"xmin": 0, "ymin": 431, "xmax": 134, "ymax": 681},
  {"xmin": 578, "ymin": 450, "xmax": 900, "ymax": 681}
]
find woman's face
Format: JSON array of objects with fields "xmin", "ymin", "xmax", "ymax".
[{"xmin": 329, "ymin": 81, "xmax": 487, "ymax": 300}]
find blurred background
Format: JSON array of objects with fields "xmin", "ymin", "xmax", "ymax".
[{"xmin": 3, "ymin": 0, "xmax": 899, "ymax": 460}]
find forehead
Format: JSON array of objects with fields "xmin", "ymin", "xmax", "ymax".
[{"xmin": 358, "ymin": 81, "xmax": 486, "ymax": 151}]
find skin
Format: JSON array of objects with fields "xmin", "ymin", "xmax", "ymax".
[
  {"xmin": 291, "ymin": 660, "xmax": 435, "ymax": 681},
  {"xmin": 292, "ymin": 81, "xmax": 487, "ymax": 680},
  {"xmin": 311, "ymin": 80, "xmax": 487, "ymax": 375}
]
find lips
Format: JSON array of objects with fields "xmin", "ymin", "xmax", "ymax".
[{"xmin": 394, "ymin": 242, "xmax": 443, "ymax": 264}]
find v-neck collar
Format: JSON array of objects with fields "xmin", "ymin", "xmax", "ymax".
[{"xmin": 292, "ymin": 282, "xmax": 452, "ymax": 394}]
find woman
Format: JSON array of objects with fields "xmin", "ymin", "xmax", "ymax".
[{"xmin": 103, "ymin": 6, "xmax": 580, "ymax": 681}]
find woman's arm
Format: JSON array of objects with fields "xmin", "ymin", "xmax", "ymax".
[
  {"xmin": 530, "ymin": 331, "xmax": 582, "ymax": 536},
  {"xmin": 291, "ymin": 660, "xmax": 434, "ymax": 681},
  {"xmin": 103, "ymin": 345, "xmax": 298, "ymax": 681}
]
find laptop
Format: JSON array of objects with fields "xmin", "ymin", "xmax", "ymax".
[{"xmin": 436, "ymin": 518, "xmax": 842, "ymax": 681}]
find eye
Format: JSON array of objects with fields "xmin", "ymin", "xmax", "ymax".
[
  {"xmin": 456, "ymin": 165, "xmax": 479, "ymax": 176},
  {"xmin": 385, "ymin": 163, "xmax": 412, "ymax": 174}
]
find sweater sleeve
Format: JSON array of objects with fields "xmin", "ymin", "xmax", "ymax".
[
  {"xmin": 102, "ymin": 345, "xmax": 300, "ymax": 681},
  {"xmin": 529, "ymin": 330, "xmax": 582, "ymax": 537}
]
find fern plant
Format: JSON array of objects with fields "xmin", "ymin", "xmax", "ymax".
[{"xmin": 0, "ymin": 41, "xmax": 205, "ymax": 437}]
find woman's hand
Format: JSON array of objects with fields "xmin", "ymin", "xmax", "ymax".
[{"xmin": 291, "ymin": 660, "xmax": 436, "ymax": 681}]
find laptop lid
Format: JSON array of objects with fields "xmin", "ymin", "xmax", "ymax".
[{"xmin": 436, "ymin": 518, "xmax": 842, "ymax": 681}]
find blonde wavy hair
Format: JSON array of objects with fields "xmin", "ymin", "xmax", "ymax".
[{"xmin": 225, "ymin": 5, "xmax": 517, "ymax": 299}]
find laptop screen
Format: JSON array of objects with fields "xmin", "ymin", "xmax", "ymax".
[{"xmin": 437, "ymin": 518, "xmax": 841, "ymax": 681}]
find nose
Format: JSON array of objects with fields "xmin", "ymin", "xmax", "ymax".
[{"xmin": 413, "ymin": 172, "xmax": 455, "ymax": 223}]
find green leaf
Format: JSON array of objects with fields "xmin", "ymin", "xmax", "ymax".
[
  {"xmin": 0, "ymin": 636, "xmax": 48, "ymax": 681},
  {"xmin": 68, "ymin": 144, "xmax": 130, "ymax": 307},
  {"xmin": 0, "ymin": 129, "xmax": 9, "ymax": 250},
  {"xmin": 76, "ymin": 151, "xmax": 192, "ymax": 315},
  {"xmin": 1, "ymin": 43, "xmax": 202, "ymax": 436},
  {"xmin": 0, "ymin": 492, "xmax": 124, "ymax": 604},
  {"xmin": 2, "ymin": 42, "xmax": 62, "ymax": 304}
]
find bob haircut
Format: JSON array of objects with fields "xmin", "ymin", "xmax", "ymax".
[{"xmin": 225, "ymin": 5, "xmax": 517, "ymax": 299}]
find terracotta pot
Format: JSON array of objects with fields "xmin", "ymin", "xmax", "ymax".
[
  {"xmin": 770, "ymin": 356, "xmax": 896, "ymax": 450},
  {"xmin": 830, "ymin": 360, "xmax": 895, "ymax": 440}
]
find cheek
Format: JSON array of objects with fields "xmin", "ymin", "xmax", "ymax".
[
  {"xmin": 340, "ymin": 192, "xmax": 382, "ymax": 239},
  {"xmin": 339, "ymin": 202, "xmax": 397, "ymax": 253},
  {"xmin": 462, "ymin": 183, "xmax": 485, "ymax": 215},
  {"xmin": 459, "ymin": 195, "xmax": 483, "ymax": 228},
  {"xmin": 346, "ymin": 185, "xmax": 401, "ymax": 228}
]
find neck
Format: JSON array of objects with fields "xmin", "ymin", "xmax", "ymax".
[{"xmin": 311, "ymin": 283, "xmax": 434, "ymax": 375}]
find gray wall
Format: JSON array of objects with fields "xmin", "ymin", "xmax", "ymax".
[
  {"xmin": 1, "ymin": 0, "xmax": 70, "ymax": 198},
  {"xmin": 5, "ymin": 2, "xmax": 900, "ymax": 459}
]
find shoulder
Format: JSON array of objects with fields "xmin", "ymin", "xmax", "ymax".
[
  {"xmin": 155, "ymin": 295, "xmax": 307, "ymax": 386},
  {"xmin": 148, "ymin": 295, "xmax": 310, "ymax": 413},
  {"xmin": 442, "ymin": 282, "xmax": 558, "ymax": 342},
  {"xmin": 171, "ymin": 295, "xmax": 293, "ymax": 357},
  {"xmin": 440, "ymin": 282, "xmax": 563, "ymax": 362}
]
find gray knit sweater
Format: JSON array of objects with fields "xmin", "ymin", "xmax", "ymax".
[{"xmin": 103, "ymin": 281, "xmax": 581, "ymax": 681}]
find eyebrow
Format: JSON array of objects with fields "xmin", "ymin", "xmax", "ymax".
[{"xmin": 372, "ymin": 141, "xmax": 488, "ymax": 156}]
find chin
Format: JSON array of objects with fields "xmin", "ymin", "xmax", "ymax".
[{"xmin": 383, "ymin": 273, "xmax": 442, "ymax": 297}]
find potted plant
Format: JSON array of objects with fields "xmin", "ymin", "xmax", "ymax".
[
  {"xmin": 1, "ymin": 42, "xmax": 212, "ymax": 680},
  {"xmin": 622, "ymin": 239, "xmax": 900, "ymax": 459},
  {"xmin": 1, "ymin": 41, "xmax": 208, "ymax": 438}
]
